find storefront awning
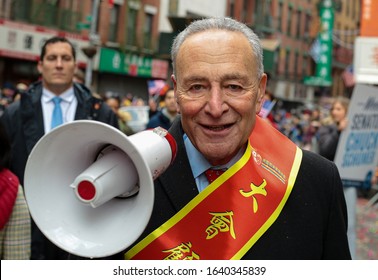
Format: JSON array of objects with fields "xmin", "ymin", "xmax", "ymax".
[
  {"xmin": 260, "ymin": 39, "xmax": 280, "ymax": 51},
  {"xmin": 260, "ymin": 39, "xmax": 280, "ymax": 74}
]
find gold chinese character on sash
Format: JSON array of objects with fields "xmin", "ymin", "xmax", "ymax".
[
  {"xmin": 240, "ymin": 179, "xmax": 267, "ymax": 213},
  {"xmin": 162, "ymin": 242, "xmax": 200, "ymax": 260},
  {"xmin": 205, "ymin": 211, "xmax": 236, "ymax": 240}
]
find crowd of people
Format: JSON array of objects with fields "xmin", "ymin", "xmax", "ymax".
[
  {"xmin": 0, "ymin": 17, "xmax": 376, "ymax": 260},
  {"xmin": 262, "ymin": 98, "xmax": 341, "ymax": 153}
]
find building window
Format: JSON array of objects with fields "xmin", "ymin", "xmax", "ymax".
[
  {"xmin": 8, "ymin": 0, "xmax": 80, "ymax": 32},
  {"xmin": 346, "ymin": 0, "xmax": 350, "ymax": 17},
  {"xmin": 126, "ymin": 8, "xmax": 138, "ymax": 47},
  {"xmin": 230, "ymin": 0, "xmax": 235, "ymax": 18},
  {"xmin": 304, "ymin": 12, "xmax": 311, "ymax": 38},
  {"xmin": 9, "ymin": 0, "xmax": 32, "ymax": 21},
  {"xmin": 108, "ymin": 4, "xmax": 120, "ymax": 42},
  {"xmin": 294, "ymin": 50, "xmax": 299, "ymax": 77},
  {"xmin": 265, "ymin": 0, "xmax": 273, "ymax": 27},
  {"xmin": 143, "ymin": 13, "xmax": 153, "ymax": 49},
  {"xmin": 287, "ymin": 6, "xmax": 293, "ymax": 36},
  {"xmin": 296, "ymin": 10, "xmax": 301, "ymax": 38},
  {"xmin": 285, "ymin": 48, "xmax": 290, "ymax": 78},
  {"xmin": 277, "ymin": 1, "xmax": 283, "ymax": 32},
  {"xmin": 302, "ymin": 53, "xmax": 308, "ymax": 76},
  {"xmin": 241, "ymin": 0, "xmax": 250, "ymax": 22},
  {"xmin": 29, "ymin": 0, "xmax": 61, "ymax": 28},
  {"xmin": 254, "ymin": 1, "xmax": 263, "ymax": 22},
  {"xmin": 254, "ymin": 0, "xmax": 273, "ymax": 29}
]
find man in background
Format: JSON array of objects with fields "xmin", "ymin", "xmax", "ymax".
[
  {"xmin": 146, "ymin": 89, "xmax": 178, "ymax": 130},
  {"xmin": 0, "ymin": 36, "xmax": 118, "ymax": 259}
]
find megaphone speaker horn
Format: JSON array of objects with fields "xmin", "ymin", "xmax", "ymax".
[
  {"xmin": 71, "ymin": 145, "xmax": 139, "ymax": 208},
  {"xmin": 24, "ymin": 121, "xmax": 176, "ymax": 258}
]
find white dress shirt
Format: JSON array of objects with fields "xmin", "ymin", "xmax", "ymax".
[{"xmin": 41, "ymin": 87, "xmax": 77, "ymax": 134}]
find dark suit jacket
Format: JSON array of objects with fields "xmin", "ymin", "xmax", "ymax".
[
  {"xmin": 138, "ymin": 117, "xmax": 351, "ymax": 260},
  {"xmin": 146, "ymin": 110, "xmax": 173, "ymax": 130}
]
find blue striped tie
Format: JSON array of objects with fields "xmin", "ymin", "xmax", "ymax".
[{"xmin": 51, "ymin": 96, "xmax": 63, "ymax": 129}]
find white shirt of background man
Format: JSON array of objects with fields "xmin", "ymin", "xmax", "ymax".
[{"xmin": 41, "ymin": 87, "xmax": 77, "ymax": 134}]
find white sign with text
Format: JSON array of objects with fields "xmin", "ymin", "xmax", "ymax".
[{"xmin": 334, "ymin": 84, "xmax": 378, "ymax": 189}]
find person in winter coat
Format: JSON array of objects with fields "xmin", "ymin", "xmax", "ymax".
[{"xmin": 0, "ymin": 36, "xmax": 118, "ymax": 260}]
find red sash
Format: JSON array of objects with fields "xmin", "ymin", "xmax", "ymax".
[{"xmin": 125, "ymin": 117, "xmax": 302, "ymax": 260}]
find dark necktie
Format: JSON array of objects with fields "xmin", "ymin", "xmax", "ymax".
[
  {"xmin": 51, "ymin": 96, "xmax": 63, "ymax": 129},
  {"xmin": 205, "ymin": 168, "xmax": 226, "ymax": 184}
]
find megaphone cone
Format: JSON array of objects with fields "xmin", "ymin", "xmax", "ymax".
[{"xmin": 24, "ymin": 120, "xmax": 176, "ymax": 258}]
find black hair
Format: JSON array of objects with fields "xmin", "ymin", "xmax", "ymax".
[
  {"xmin": 0, "ymin": 121, "xmax": 11, "ymax": 171},
  {"xmin": 162, "ymin": 88, "xmax": 174, "ymax": 101},
  {"xmin": 40, "ymin": 36, "xmax": 76, "ymax": 61}
]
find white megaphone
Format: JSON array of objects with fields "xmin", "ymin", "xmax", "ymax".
[{"xmin": 24, "ymin": 120, "xmax": 177, "ymax": 259}]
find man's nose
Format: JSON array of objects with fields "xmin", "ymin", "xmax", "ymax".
[
  {"xmin": 206, "ymin": 87, "xmax": 227, "ymax": 117},
  {"xmin": 56, "ymin": 57, "xmax": 64, "ymax": 67}
]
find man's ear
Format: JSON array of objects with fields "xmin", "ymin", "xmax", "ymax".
[
  {"xmin": 37, "ymin": 60, "xmax": 43, "ymax": 74},
  {"xmin": 171, "ymin": 74, "xmax": 177, "ymax": 89},
  {"xmin": 171, "ymin": 74, "xmax": 180, "ymax": 113},
  {"xmin": 256, "ymin": 73, "xmax": 268, "ymax": 113}
]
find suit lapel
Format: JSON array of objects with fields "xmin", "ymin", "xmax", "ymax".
[
  {"xmin": 21, "ymin": 85, "xmax": 45, "ymax": 154},
  {"xmin": 73, "ymin": 84, "xmax": 89, "ymax": 120},
  {"xmin": 157, "ymin": 117, "xmax": 199, "ymax": 211}
]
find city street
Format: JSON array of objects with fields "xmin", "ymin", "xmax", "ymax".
[
  {"xmin": 356, "ymin": 190, "xmax": 378, "ymax": 260},
  {"xmin": 0, "ymin": 0, "xmax": 377, "ymax": 264}
]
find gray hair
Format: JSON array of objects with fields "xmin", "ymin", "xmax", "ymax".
[{"xmin": 171, "ymin": 17, "xmax": 264, "ymax": 78}]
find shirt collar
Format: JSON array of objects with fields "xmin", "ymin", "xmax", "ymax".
[
  {"xmin": 42, "ymin": 87, "xmax": 75, "ymax": 104},
  {"xmin": 183, "ymin": 133, "xmax": 245, "ymax": 179}
]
